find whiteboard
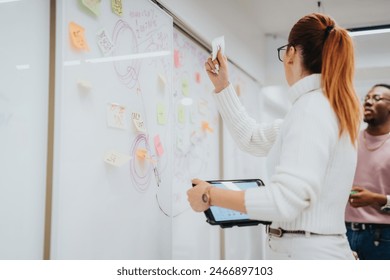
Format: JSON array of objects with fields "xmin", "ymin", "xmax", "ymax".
[
  {"xmin": 222, "ymin": 65, "xmax": 267, "ymax": 259},
  {"xmin": 171, "ymin": 28, "xmax": 221, "ymax": 259},
  {"xmin": 52, "ymin": 0, "xmax": 173, "ymax": 259},
  {"xmin": 0, "ymin": 0, "xmax": 50, "ymax": 259}
]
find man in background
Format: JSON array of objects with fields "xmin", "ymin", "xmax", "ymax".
[{"xmin": 346, "ymin": 84, "xmax": 390, "ymax": 259}]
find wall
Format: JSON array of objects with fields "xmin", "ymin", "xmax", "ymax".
[
  {"xmin": 157, "ymin": 0, "xmax": 266, "ymax": 84},
  {"xmin": 0, "ymin": 0, "xmax": 50, "ymax": 259}
]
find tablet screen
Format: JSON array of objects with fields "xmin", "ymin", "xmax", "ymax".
[{"xmin": 208, "ymin": 180, "xmax": 261, "ymax": 222}]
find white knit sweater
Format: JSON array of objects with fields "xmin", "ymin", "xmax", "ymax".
[{"xmin": 214, "ymin": 74, "xmax": 357, "ymax": 234}]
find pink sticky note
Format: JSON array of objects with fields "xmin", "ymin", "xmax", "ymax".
[
  {"xmin": 195, "ymin": 72, "xmax": 201, "ymax": 84},
  {"xmin": 174, "ymin": 49, "xmax": 181, "ymax": 68},
  {"xmin": 154, "ymin": 135, "xmax": 164, "ymax": 156}
]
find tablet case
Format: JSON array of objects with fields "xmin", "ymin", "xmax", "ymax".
[{"xmin": 198, "ymin": 179, "xmax": 271, "ymax": 228}]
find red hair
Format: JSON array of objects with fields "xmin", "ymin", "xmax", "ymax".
[{"xmin": 288, "ymin": 13, "xmax": 361, "ymax": 145}]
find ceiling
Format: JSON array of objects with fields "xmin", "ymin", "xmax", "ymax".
[
  {"xmin": 231, "ymin": 0, "xmax": 390, "ymax": 38},
  {"xmin": 160, "ymin": 0, "xmax": 390, "ymax": 89},
  {"xmin": 231, "ymin": 0, "xmax": 390, "ymax": 89}
]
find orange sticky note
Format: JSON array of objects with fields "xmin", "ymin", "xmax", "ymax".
[
  {"xmin": 69, "ymin": 22, "xmax": 89, "ymax": 51},
  {"xmin": 136, "ymin": 148, "xmax": 148, "ymax": 160},
  {"xmin": 201, "ymin": 121, "xmax": 214, "ymax": 133},
  {"xmin": 154, "ymin": 135, "xmax": 164, "ymax": 157}
]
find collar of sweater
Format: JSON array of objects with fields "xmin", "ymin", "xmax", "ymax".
[{"xmin": 288, "ymin": 74, "xmax": 321, "ymax": 104}]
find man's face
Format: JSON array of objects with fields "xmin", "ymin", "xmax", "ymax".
[{"xmin": 363, "ymin": 86, "xmax": 390, "ymax": 126}]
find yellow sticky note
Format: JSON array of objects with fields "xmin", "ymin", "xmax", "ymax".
[
  {"xmin": 182, "ymin": 79, "xmax": 189, "ymax": 96},
  {"xmin": 111, "ymin": 0, "xmax": 122, "ymax": 16},
  {"xmin": 69, "ymin": 22, "xmax": 89, "ymax": 51},
  {"xmin": 82, "ymin": 0, "xmax": 101, "ymax": 16},
  {"xmin": 178, "ymin": 105, "xmax": 186, "ymax": 124},
  {"xmin": 157, "ymin": 103, "xmax": 167, "ymax": 125}
]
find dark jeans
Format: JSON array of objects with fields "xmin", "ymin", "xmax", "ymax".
[{"xmin": 346, "ymin": 223, "xmax": 390, "ymax": 260}]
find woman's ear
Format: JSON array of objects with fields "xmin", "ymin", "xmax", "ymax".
[{"xmin": 286, "ymin": 46, "xmax": 296, "ymax": 64}]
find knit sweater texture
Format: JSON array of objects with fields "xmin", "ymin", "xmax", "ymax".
[{"xmin": 213, "ymin": 74, "xmax": 357, "ymax": 234}]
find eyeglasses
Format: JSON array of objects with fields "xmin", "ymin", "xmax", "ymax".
[
  {"xmin": 277, "ymin": 44, "xmax": 289, "ymax": 62},
  {"xmin": 363, "ymin": 94, "xmax": 390, "ymax": 103}
]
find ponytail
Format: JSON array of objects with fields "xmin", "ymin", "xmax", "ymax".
[
  {"xmin": 322, "ymin": 27, "xmax": 361, "ymax": 145},
  {"xmin": 288, "ymin": 13, "xmax": 361, "ymax": 145}
]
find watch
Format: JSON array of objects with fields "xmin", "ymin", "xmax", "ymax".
[
  {"xmin": 201, "ymin": 186, "xmax": 212, "ymax": 205},
  {"xmin": 380, "ymin": 195, "xmax": 390, "ymax": 213}
]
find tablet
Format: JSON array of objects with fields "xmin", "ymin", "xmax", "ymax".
[{"xmin": 201, "ymin": 179, "xmax": 271, "ymax": 228}]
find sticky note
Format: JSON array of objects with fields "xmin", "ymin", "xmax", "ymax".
[
  {"xmin": 77, "ymin": 80, "xmax": 92, "ymax": 91},
  {"xmin": 198, "ymin": 99, "xmax": 208, "ymax": 115},
  {"xmin": 69, "ymin": 22, "xmax": 89, "ymax": 51},
  {"xmin": 201, "ymin": 121, "xmax": 214, "ymax": 133},
  {"xmin": 212, "ymin": 35, "xmax": 225, "ymax": 60},
  {"xmin": 178, "ymin": 105, "xmax": 186, "ymax": 124},
  {"xmin": 195, "ymin": 72, "xmax": 201, "ymax": 84},
  {"xmin": 136, "ymin": 148, "xmax": 148, "ymax": 160},
  {"xmin": 159, "ymin": 74, "xmax": 167, "ymax": 87},
  {"xmin": 96, "ymin": 29, "xmax": 115, "ymax": 56},
  {"xmin": 111, "ymin": 0, "xmax": 122, "ymax": 16},
  {"xmin": 235, "ymin": 84, "xmax": 241, "ymax": 96},
  {"xmin": 182, "ymin": 79, "xmax": 189, "ymax": 96},
  {"xmin": 107, "ymin": 103, "xmax": 126, "ymax": 130},
  {"xmin": 135, "ymin": 148, "xmax": 156, "ymax": 164},
  {"xmin": 174, "ymin": 49, "xmax": 181, "ymax": 68},
  {"xmin": 104, "ymin": 150, "xmax": 132, "ymax": 167},
  {"xmin": 131, "ymin": 112, "xmax": 146, "ymax": 133},
  {"xmin": 154, "ymin": 135, "xmax": 164, "ymax": 157},
  {"xmin": 81, "ymin": 0, "xmax": 101, "ymax": 16},
  {"xmin": 157, "ymin": 102, "xmax": 167, "ymax": 125}
]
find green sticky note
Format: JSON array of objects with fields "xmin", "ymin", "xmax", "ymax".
[
  {"xmin": 157, "ymin": 102, "xmax": 167, "ymax": 125},
  {"xmin": 82, "ymin": 0, "xmax": 101, "ymax": 16},
  {"xmin": 178, "ymin": 105, "xmax": 186, "ymax": 124},
  {"xmin": 182, "ymin": 79, "xmax": 189, "ymax": 96}
]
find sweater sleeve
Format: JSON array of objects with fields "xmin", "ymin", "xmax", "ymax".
[
  {"xmin": 213, "ymin": 84, "xmax": 283, "ymax": 156},
  {"xmin": 244, "ymin": 94, "xmax": 337, "ymax": 222}
]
